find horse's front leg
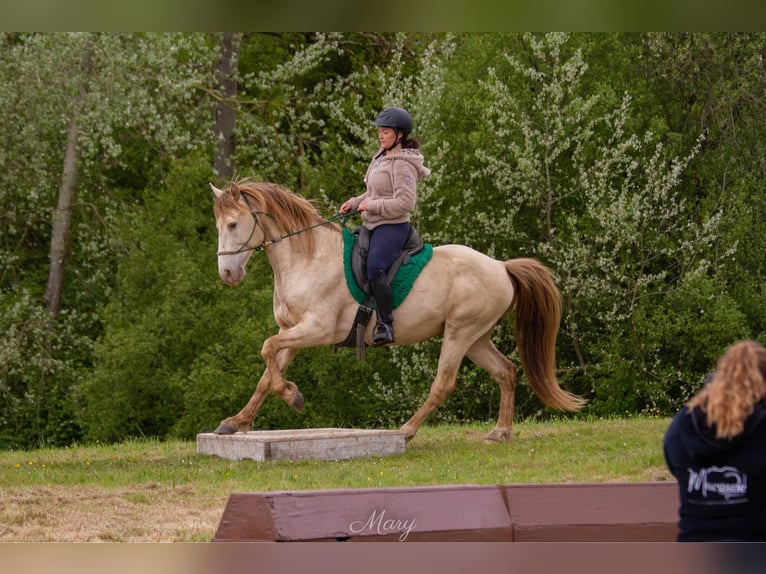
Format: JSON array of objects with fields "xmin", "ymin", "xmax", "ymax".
[
  {"xmin": 214, "ymin": 347, "xmax": 298, "ymax": 435},
  {"xmin": 259, "ymin": 317, "xmax": 342, "ymax": 407},
  {"xmin": 262, "ymin": 335, "xmax": 305, "ymax": 410}
]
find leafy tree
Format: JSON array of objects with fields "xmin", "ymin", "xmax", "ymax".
[
  {"xmin": 0, "ymin": 33, "xmax": 215, "ymax": 448},
  {"xmin": 78, "ymin": 158, "xmax": 220, "ymax": 441},
  {"xmin": 639, "ymin": 33, "xmax": 766, "ymax": 341},
  {"xmin": 401, "ymin": 33, "xmax": 741, "ymax": 417},
  {"xmin": 481, "ymin": 34, "xmax": 737, "ymax": 413}
]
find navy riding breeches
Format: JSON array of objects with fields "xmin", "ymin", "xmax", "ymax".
[{"xmin": 366, "ymin": 222, "xmax": 411, "ymax": 281}]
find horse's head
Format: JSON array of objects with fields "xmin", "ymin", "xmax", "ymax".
[
  {"xmin": 211, "ymin": 182, "xmax": 265, "ymax": 286},
  {"xmin": 212, "ymin": 180, "xmax": 328, "ymax": 285}
]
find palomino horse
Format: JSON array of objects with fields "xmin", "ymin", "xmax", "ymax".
[{"xmin": 211, "ymin": 181, "xmax": 585, "ymax": 442}]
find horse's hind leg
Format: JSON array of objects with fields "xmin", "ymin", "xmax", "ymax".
[
  {"xmin": 466, "ymin": 335, "xmax": 517, "ymax": 443},
  {"xmin": 214, "ymin": 347, "xmax": 299, "ymax": 435},
  {"xmin": 399, "ymin": 337, "xmax": 466, "ymax": 442}
]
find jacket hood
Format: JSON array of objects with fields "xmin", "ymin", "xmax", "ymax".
[
  {"xmin": 682, "ymin": 402, "xmax": 766, "ymax": 458},
  {"xmin": 377, "ymin": 148, "xmax": 431, "ymax": 179}
]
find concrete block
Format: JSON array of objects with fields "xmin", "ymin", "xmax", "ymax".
[{"xmin": 196, "ymin": 428, "xmax": 406, "ymax": 462}]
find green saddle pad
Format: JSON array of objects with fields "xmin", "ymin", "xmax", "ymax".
[{"xmin": 342, "ymin": 227, "xmax": 433, "ymax": 309}]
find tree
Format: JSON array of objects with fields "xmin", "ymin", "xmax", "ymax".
[
  {"xmin": 413, "ymin": 33, "xmax": 739, "ymax": 415},
  {"xmin": 44, "ymin": 44, "xmax": 93, "ymax": 318},
  {"xmin": 213, "ymin": 32, "xmax": 242, "ymax": 180},
  {"xmin": 0, "ymin": 33, "xmax": 216, "ymax": 448},
  {"xmin": 639, "ymin": 33, "xmax": 766, "ymax": 340}
]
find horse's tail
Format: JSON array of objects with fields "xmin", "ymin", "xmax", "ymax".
[{"xmin": 504, "ymin": 258, "xmax": 587, "ymax": 411}]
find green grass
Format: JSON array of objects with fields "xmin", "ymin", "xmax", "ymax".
[
  {"xmin": 1, "ymin": 417, "xmax": 671, "ymax": 490},
  {"xmin": 0, "ymin": 417, "xmax": 674, "ymax": 541},
  {"xmin": 0, "ymin": 418, "xmax": 669, "ymax": 493}
]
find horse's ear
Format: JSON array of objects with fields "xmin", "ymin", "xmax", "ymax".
[{"xmin": 210, "ymin": 183, "xmax": 224, "ymax": 199}]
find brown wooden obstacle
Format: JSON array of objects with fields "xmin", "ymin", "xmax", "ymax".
[{"xmin": 213, "ymin": 481, "xmax": 679, "ymax": 542}]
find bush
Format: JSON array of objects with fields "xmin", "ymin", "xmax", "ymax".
[
  {"xmin": 0, "ymin": 290, "xmax": 85, "ymax": 449},
  {"xmin": 588, "ymin": 275, "xmax": 750, "ymax": 416}
]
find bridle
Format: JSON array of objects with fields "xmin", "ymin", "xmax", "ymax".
[{"xmin": 217, "ymin": 194, "xmax": 354, "ymax": 256}]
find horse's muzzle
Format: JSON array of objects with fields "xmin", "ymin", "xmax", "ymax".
[{"xmin": 219, "ymin": 264, "xmax": 245, "ymax": 286}]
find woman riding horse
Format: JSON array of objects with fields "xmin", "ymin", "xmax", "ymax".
[{"xmin": 340, "ymin": 107, "xmax": 431, "ymax": 346}]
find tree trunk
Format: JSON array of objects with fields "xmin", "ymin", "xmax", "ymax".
[
  {"xmin": 44, "ymin": 45, "xmax": 93, "ymax": 317},
  {"xmin": 213, "ymin": 32, "xmax": 241, "ymax": 180},
  {"xmin": 43, "ymin": 112, "xmax": 80, "ymax": 316}
]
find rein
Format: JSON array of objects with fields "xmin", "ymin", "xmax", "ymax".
[{"xmin": 217, "ymin": 197, "xmax": 356, "ymax": 256}]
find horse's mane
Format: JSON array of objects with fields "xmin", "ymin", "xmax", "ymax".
[{"xmin": 215, "ymin": 180, "xmax": 339, "ymax": 257}]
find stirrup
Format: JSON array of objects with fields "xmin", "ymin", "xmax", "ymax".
[{"xmin": 372, "ymin": 322, "xmax": 394, "ymax": 346}]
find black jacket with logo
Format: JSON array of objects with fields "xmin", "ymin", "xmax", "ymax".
[{"xmin": 663, "ymin": 401, "xmax": 766, "ymax": 541}]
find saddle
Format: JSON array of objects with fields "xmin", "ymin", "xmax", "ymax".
[{"xmin": 335, "ymin": 225, "xmax": 425, "ymax": 361}]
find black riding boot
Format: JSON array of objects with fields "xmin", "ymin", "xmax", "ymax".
[{"xmin": 370, "ymin": 270, "xmax": 394, "ymax": 346}]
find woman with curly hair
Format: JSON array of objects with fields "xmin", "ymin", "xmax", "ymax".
[{"xmin": 664, "ymin": 340, "xmax": 766, "ymax": 541}]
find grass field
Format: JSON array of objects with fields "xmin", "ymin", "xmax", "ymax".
[{"xmin": 0, "ymin": 417, "xmax": 674, "ymax": 542}]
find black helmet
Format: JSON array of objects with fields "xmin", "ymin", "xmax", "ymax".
[{"xmin": 373, "ymin": 107, "xmax": 412, "ymax": 137}]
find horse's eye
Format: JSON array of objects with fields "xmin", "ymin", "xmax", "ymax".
[{"xmin": 227, "ymin": 222, "xmax": 237, "ymax": 231}]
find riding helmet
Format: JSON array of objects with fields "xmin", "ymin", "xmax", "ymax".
[{"xmin": 373, "ymin": 107, "xmax": 413, "ymax": 137}]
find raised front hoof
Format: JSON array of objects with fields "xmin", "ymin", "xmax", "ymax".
[
  {"xmin": 213, "ymin": 422, "xmax": 239, "ymax": 435},
  {"xmin": 484, "ymin": 428, "xmax": 514, "ymax": 443},
  {"xmin": 292, "ymin": 390, "xmax": 305, "ymax": 412}
]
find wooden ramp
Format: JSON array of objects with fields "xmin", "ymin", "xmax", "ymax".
[
  {"xmin": 213, "ymin": 482, "xmax": 680, "ymax": 542},
  {"xmin": 196, "ymin": 428, "xmax": 406, "ymax": 462}
]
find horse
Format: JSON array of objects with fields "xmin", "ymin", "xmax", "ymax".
[{"xmin": 211, "ymin": 180, "xmax": 586, "ymax": 443}]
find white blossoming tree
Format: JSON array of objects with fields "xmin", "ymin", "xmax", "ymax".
[{"xmin": 425, "ymin": 33, "xmax": 744, "ymax": 414}]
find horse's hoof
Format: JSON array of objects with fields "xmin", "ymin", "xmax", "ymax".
[
  {"xmin": 484, "ymin": 428, "xmax": 513, "ymax": 443},
  {"xmin": 398, "ymin": 425, "xmax": 416, "ymax": 443},
  {"xmin": 213, "ymin": 422, "xmax": 238, "ymax": 435},
  {"xmin": 293, "ymin": 390, "xmax": 305, "ymax": 412}
]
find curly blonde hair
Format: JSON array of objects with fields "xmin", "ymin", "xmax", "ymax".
[{"xmin": 687, "ymin": 340, "xmax": 766, "ymax": 439}]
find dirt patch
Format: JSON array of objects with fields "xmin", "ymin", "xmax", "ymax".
[
  {"xmin": 0, "ymin": 484, "xmax": 225, "ymax": 542},
  {"xmin": 643, "ymin": 465, "xmax": 674, "ymax": 482}
]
